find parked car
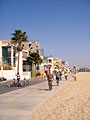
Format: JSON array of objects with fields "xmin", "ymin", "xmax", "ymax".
[{"xmin": 0, "ymin": 77, "xmax": 7, "ymax": 81}]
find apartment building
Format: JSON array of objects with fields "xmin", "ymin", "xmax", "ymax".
[
  {"xmin": 28, "ymin": 41, "xmax": 40, "ymax": 55},
  {"xmin": 0, "ymin": 39, "xmax": 40, "ymax": 79},
  {"xmin": 0, "ymin": 39, "xmax": 15, "ymax": 69},
  {"xmin": 40, "ymin": 56, "xmax": 54, "ymax": 75}
]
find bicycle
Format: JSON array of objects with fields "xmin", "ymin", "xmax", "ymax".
[
  {"xmin": 6, "ymin": 79, "xmax": 24, "ymax": 87},
  {"xmin": 23, "ymin": 79, "xmax": 29, "ymax": 86},
  {"xmin": 48, "ymin": 80, "xmax": 52, "ymax": 91},
  {"xmin": 56, "ymin": 76, "xmax": 59, "ymax": 86},
  {"xmin": 56, "ymin": 79, "xmax": 59, "ymax": 86}
]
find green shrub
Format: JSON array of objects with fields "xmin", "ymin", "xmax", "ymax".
[
  {"xmin": 31, "ymin": 71, "xmax": 36, "ymax": 78},
  {"xmin": 31, "ymin": 71, "xmax": 41, "ymax": 78}
]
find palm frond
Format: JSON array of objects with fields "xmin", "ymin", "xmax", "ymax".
[{"xmin": 11, "ymin": 29, "xmax": 28, "ymax": 51}]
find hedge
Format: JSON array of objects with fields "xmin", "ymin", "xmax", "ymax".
[{"xmin": 31, "ymin": 71, "xmax": 41, "ymax": 78}]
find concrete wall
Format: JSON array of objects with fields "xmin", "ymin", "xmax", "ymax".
[
  {"xmin": 0, "ymin": 70, "xmax": 16, "ymax": 80},
  {"xmin": 23, "ymin": 71, "xmax": 31, "ymax": 80},
  {"xmin": 0, "ymin": 70, "xmax": 31, "ymax": 80}
]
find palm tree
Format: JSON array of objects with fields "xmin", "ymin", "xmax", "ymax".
[
  {"xmin": 27, "ymin": 52, "xmax": 42, "ymax": 71},
  {"xmin": 11, "ymin": 29, "xmax": 28, "ymax": 73}
]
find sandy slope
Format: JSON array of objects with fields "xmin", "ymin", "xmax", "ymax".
[{"xmin": 29, "ymin": 72, "xmax": 90, "ymax": 120}]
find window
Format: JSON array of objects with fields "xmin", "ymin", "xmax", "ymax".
[{"xmin": 49, "ymin": 59, "xmax": 52, "ymax": 63}]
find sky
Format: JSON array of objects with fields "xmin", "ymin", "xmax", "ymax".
[{"xmin": 0, "ymin": 0, "xmax": 90, "ymax": 67}]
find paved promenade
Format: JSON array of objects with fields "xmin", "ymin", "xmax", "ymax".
[
  {"xmin": 0, "ymin": 75, "xmax": 71, "ymax": 120},
  {"xmin": 28, "ymin": 72, "xmax": 90, "ymax": 120}
]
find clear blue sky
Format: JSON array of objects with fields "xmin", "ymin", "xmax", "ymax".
[{"xmin": 0, "ymin": 0, "xmax": 90, "ymax": 67}]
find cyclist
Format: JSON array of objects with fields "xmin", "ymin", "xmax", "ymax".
[
  {"xmin": 16, "ymin": 72, "xmax": 20, "ymax": 82},
  {"xmin": 47, "ymin": 72, "xmax": 53, "ymax": 90},
  {"xmin": 56, "ymin": 72, "xmax": 60, "ymax": 86},
  {"xmin": 16, "ymin": 72, "xmax": 20, "ymax": 86}
]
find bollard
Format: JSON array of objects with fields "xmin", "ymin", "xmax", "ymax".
[{"xmin": 72, "ymin": 76, "xmax": 76, "ymax": 81}]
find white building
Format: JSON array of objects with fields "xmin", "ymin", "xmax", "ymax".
[
  {"xmin": 0, "ymin": 39, "xmax": 31, "ymax": 80},
  {"xmin": 39, "ymin": 56, "xmax": 54, "ymax": 75},
  {"xmin": 28, "ymin": 41, "xmax": 40, "ymax": 55}
]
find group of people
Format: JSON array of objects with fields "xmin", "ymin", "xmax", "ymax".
[
  {"xmin": 56, "ymin": 71, "xmax": 68, "ymax": 81},
  {"xmin": 47, "ymin": 71, "xmax": 68, "ymax": 90},
  {"xmin": 16, "ymin": 71, "xmax": 68, "ymax": 89}
]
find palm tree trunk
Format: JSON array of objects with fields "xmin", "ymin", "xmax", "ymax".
[
  {"xmin": 35, "ymin": 64, "xmax": 36, "ymax": 71},
  {"xmin": 32, "ymin": 63, "xmax": 34, "ymax": 71},
  {"xmin": 17, "ymin": 52, "xmax": 20, "ymax": 73}
]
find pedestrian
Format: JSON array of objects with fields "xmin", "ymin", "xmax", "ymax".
[
  {"xmin": 64, "ymin": 71, "xmax": 68, "ymax": 80},
  {"xmin": 59, "ymin": 71, "xmax": 62, "ymax": 80}
]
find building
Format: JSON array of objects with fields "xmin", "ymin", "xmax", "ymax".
[
  {"xmin": 23, "ymin": 40, "xmax": 41, "ymax": 71},
  {"xmin": 40, "ymin": 56, "xmax": 54, "ymax": 75},
  {"xmin": 0, "ymin": 39, "xmax": 42, "ymax": 79},
  {"xmin": 0, "ymin": 39, "xmax": 30, "ymax": 80},
  {"xmin": 28, "ymin": 41, "xmax": 40, "ymax": 55},
  {"xmin": 40, "ymin": 48, "xmax": 44, "ymax": 57},
  {"xmin": 53, "ymin": 58, "xmax": 62, "ymax": 71},
  {"xmin": 0, "ymin": 39, "xmax": 15, "ymax": 69}
]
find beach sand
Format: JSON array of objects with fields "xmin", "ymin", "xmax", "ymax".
[{"xmin": 28, "ymin": 72, "xmax": 90, "ymax": 120}]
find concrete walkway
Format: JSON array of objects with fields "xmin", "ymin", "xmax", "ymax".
[{"xmin": 0, "ymin": 75, "xmax": 73, "ymax": 120}]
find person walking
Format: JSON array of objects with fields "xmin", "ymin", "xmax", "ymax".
[
  {"xmin": 59, "ymin": 71, "xmax": 62, "ymax": 80},
  {"xmin": 64, "ymin": 71, "xmax": 68, "ymax": 80}
]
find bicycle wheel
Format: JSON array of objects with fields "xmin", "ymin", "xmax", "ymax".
[
  {"xmin": 19, "ymin": 81, "xmax": 25, "ymax": 87},
  {"xmin": 6, "ymin": 82, "xmax": 11, "ymax": 87},
  {"xmin": 57, "ymin": 80, "xmax": 59, "ymax": 86},
  {"xmin": 25, "ymin": 80, "xmax": 29, "ymax": 86},
  {"xmin": 49, "ymin": 81, "xmax": 52, "ymax": 91}
]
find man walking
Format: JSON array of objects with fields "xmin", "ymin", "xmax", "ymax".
[{"xmin": 64, "ymin": 71, "xmax": 68, "ymax": 80}]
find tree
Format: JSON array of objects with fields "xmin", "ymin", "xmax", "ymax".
[
  {"xmin": 11, "ymin": 29, "xmax": 28, "ymax": 73},
  {"xmin": 27, "ymin": 52, "xmax": 42, "ymax": 71}
]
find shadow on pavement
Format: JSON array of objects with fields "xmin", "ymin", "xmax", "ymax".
[{"xmin": 38, "ymin": 88, "xmax": 49, "ymax": 91}]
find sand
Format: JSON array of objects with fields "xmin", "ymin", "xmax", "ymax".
[{"xmin": 28, "ymin": 72, "xmax": 90, "ymax": 120}]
